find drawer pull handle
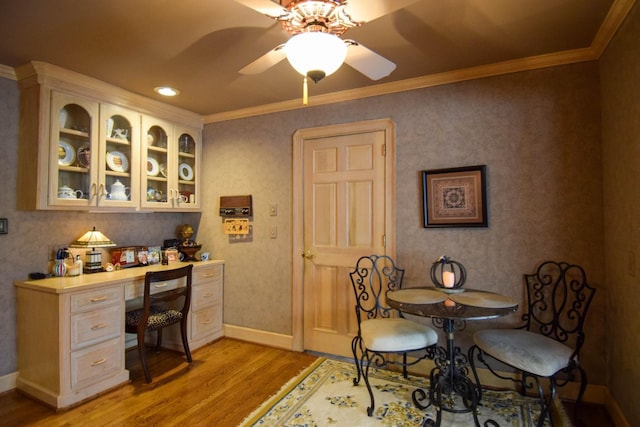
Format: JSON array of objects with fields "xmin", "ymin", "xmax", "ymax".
[
  {"xmin": 202, "ymin": 273, "xmax": 217, "ymax": 278},
  {"xmin": 203, "ymin": 319, "xmax": 212, "ymax": 324},
  {"xmin": 154, "ymin": 283, "xmax": 168, "ymax": 288},
  {"xmin": 91, "ymin": 323, "xmax": 107, "ymax": 330},
  {"xmin": 91, "ymin": 358, "xmax": 107, "ymax": 367},
  {"xmin": 203, "ymin": 293, "xmax": 213, "ymax": 298},
  {"xmin": 90, "ymin": 296, "xmax": 108, "ymax": 303}
]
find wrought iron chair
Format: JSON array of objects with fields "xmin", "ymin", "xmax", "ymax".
[
  {"xmin": 469, "ymin": 261, "xmax": 596, "ymax": 426},
  {"xmin": 350, "ymin": 254, "xmax": 439, "ymax": 416},
  {"xmin": 125, "ymin": 265, "xmax": 193, "ymax": 383}
]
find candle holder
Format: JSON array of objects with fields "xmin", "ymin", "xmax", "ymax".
[{"xmin": 430, "ymin": 255, "xmax": 466, "ymax": 291}]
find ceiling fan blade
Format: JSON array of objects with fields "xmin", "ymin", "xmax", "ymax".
[
  {"xmin": 345, "ymin": 0, "xmax": 419, "ymax": 23},
  {"xmin": 239, "ymin": 44, "xmax": 287, "ymax": 75},
  {"xmin": 234, "ymin": 0, "xmax": 289, "ymax": 19},
  {"xmin": 344, "ymin": 41, "xmax": 396, "ymax": 80}
]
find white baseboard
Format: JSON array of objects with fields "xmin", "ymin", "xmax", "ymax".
[
  {"xmin": 0, "ymin": 371, "xmax": 18, "ymax": 393},
  {"xmin": 223, "ymin": 324, "xmax": 293, "ymax": 350}
]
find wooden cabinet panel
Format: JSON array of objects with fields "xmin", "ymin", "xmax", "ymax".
[
  {"xmin": 70, "ymin": 337, "xmax": 123, "ymax": 390},
  {"xmin": 71, "ymin": 304, "xmax": 122, "ymax": 350},
  {"xmin": 71, "ymin": 286, "xmax": 123, "ymax": 313},
  {"xmin": 191, "ymin": 304, "xmax": 223, "ymax": 340}
]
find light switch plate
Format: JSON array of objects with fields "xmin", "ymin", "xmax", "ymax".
[{"xmin": 0, "ymin": 218, "xmax": 7, "ymax": 234}]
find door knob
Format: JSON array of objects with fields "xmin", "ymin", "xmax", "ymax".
[{"xmin": 302, "ymin": 250, "xmax": 314, "ymax": 259}]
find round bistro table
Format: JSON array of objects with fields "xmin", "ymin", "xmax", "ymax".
[{"xmin": 387, "ymin": 286, "xmax": 518, "ymax": 427}]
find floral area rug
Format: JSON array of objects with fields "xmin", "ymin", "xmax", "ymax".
[{"xmin": 240, "ymin": 358, "xmax": 572, "ymax": 427}]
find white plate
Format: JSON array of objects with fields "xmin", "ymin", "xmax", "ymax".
[
  {"xmin": 58, "ymin": 141, "xmax": 75, "ymax": 166},
  {"xmin": 147, "ymin": 157, "xmax": 159, "ymax": 176},
  {"xmin": 106, "ymin": 151, "xmax": 129, "ymax": 172},
  {"xmin": 179, "ymin": 163, "xmax": 194, "ymax": 181},
  {"xmin": 159, "ymin": 163, "xmax": 168, "ymax": 178}
]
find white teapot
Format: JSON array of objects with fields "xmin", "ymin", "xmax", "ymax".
[
  {"xmin": 108, "ymin": 179, "xmax": 130, "ymax": 201},
  {"xmin": 58, "ymin": 185, "xmax": 83, "ymax": 199}
]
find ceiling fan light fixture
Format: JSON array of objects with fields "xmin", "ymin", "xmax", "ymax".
[{"xmin": 284, "ymin": 32, "xmax": 347, "ymax": 79}]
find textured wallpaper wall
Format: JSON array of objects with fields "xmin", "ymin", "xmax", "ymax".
[
  {"xmin": 600, "ymin": 2, "xmax": 640, "ymax": 424},
  {"xmin": 0, "ymin": 58, "xmax": 613, "ymax": 393},
  {"xmin": 202, "ymin": 62, "xmax": 606, "ymax": 384}
]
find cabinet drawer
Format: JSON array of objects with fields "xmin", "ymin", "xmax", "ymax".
[
  {"xmin": 191, "ymin": 304, "xmax": 222, "ymax": 340},
  {"xmin": 71, "ymin": 304, "xmax": 122, "ymax": 350},
  {"xmin": 125, "ymin": 277, "xmax": 185, "ymax": 300},
  {"xmin": 71, "ymin": 286, "xmax": 123, "ymax": 313},
  {"xmin": 193, "ymin": 264, "xmax": 222, "ymax": 283},
  {"xmin": 192, "ymin": 281, "xmax": 222, "ymax": 311},
  {"xmin": 71, "ymin": 337, "xmax": 123, "ymax": 390}
]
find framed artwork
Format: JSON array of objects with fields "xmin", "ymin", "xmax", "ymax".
[{"xmin": 422, "ymin": 165, "xmax": 487, "ymax": 228}]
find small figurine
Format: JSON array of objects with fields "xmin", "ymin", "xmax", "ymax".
[{"xmin": 176, "ymin": 224, "xmax": 201, "ymax": 261}]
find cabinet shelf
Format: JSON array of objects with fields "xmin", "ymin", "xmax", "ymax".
[
  {"xmin": 59, "ymin": 165, "xmax": 89, "ymax": 173},
  {"xmin": 106, "ymin": 137, "xmax": 131, "ymax": 146},
  {"xmin": 178, "ymin": 152, "xmax": 195, "ymax": 159},
  {"xmin": 105, "ymin": 170, "xmax": 131, "ymax": 178},
  {"xmin": 60, "ymin": 128, "xmax": 89, "ymax": 138}
]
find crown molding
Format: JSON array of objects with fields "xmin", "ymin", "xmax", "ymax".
[
  {"xmin": 203, "ymin": 47, "xmax": 598, "ymax": 124},
  {"xmin": 204, "ymin": 0, "xmax": 634, "ymax": 124},
  {"xmin": 0, "ymin": 64, "xmax": 16, "ymax": 80}
]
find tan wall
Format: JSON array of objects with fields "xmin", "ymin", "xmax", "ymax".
[
  {"xmin": 201, "ymin": 61, "xmax": 606, "ymax": 384},
  {"xmin": 600, "ymin": 1, "xmax": 640, "ymax": 425},
  {"xmin": 0, "ymin": 55, "xmax": 621, "ymax": 402}
]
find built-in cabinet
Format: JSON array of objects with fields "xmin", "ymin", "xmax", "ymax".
[
  {"xmin": 141, "ymin": 116, "xmax": 201, "ymax": 210},
  {"xmin": 16, "ymin": 61, "xmax": 202, "ymax": 211},
  {"xmin": 15, "ymin": 260, "xmax": 224, "ymax": 409}
]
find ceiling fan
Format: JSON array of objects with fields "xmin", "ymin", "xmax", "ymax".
[{"xmin": 235, "ymin": 0, "xmax": 418, "ymax": 103}]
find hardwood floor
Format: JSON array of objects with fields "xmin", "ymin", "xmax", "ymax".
[
  {"xmin": 1, "ymin": 338, "xmax": 614, "ymax": 426},
  {"xmin": 1, "ymin": 338, "xmax": 318, "ymax": 426}
]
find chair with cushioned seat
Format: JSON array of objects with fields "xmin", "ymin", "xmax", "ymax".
[
  {"xmin": 125, "ymin": 265, "xmax": 193, "ymax": 383},
  {"xmin": 350, "ymin": 254, "xmax": 439, "ymax": 416},
  {"xmin": 469, "ymin": 260, "xmax": 596, "ymax": 426}
]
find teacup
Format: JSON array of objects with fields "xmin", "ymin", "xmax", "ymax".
[{"xmin": 58, "ymin": 185, "xmax": 83, "ymax": 199}]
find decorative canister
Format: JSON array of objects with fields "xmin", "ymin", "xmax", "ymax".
[{"xmin": 53, "ymin": 259, "xmax": 67, "ymax": 277}]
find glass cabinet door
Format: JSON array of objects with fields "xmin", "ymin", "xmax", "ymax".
[
  {"xmin": 141, "ymin": 116, "xmax": 172, "ymax": 209},
  {"xmin": 175, "ymin": 125, "xmax": 200, "ymax": 210},
  {"xmin": 98, "ymin": 104, "xmax": 140, "ymax": 208},
  {"xmin": 49, "ymin": 92, "xmax": 98, "ymax": 208}
]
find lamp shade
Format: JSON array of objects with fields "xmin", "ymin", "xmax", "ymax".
[
  {"xmin": 284, "ymin": 32, "xmax": 347, "ymax": 80},
  {"xmin": 70, "ymin": 226, "xmax": 116, "ymax": 248}
]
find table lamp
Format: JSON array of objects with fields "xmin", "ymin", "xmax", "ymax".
[{"xmin": 70, "ymin": 226, "xmax": 116, "ymax": 273}]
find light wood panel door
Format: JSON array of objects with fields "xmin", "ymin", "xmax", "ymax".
[{"xmin": 293, "ymin": 119, "xmax": 396, "ymax": 357}]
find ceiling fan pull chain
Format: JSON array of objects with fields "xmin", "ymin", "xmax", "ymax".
[{"xmin": 303, "ymin": 75, "xmax": 309, "ymax": 106}]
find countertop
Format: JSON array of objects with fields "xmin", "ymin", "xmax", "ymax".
[{"xmin": 14, "ymin": 259, "xmax": 224, "ymax": 294}]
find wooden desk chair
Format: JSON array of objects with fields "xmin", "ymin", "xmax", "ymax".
[
  {"xmin": 469, "ymin": 261, "xmax": 596, "ymax": 426},
  {"xmin": 350, "ymin": 254, "xmax": 438, "ymax": 416},
  {"xmin": 125, "ymin": 265, "xmax": 193, "ymax": 383}
]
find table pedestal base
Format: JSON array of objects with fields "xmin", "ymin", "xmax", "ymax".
[{"xmin": 412, "ymin": 318, "xmax": 497, "ymax": 427}]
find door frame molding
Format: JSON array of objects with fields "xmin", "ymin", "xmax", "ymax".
[{"xmin": 291, "ymin": 118, "xmax": 397, "ymax": 351}]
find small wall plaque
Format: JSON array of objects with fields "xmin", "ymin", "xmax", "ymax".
[{"xmin": 219, "ymin": 195, "xmax": 252, "ymax": 217}]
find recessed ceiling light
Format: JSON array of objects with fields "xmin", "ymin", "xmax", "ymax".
[{"xmin": 154, "ymin": 86, "xmax": 179, "ymax": 97}]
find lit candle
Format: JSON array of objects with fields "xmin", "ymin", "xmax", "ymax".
[
  {"xmin": 442, "ymin": 270, "xmax": 455, "ymax": 288},
  {"xmin": 444, "ymin": 298, "xmax": 456, "ymax": 307}
]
